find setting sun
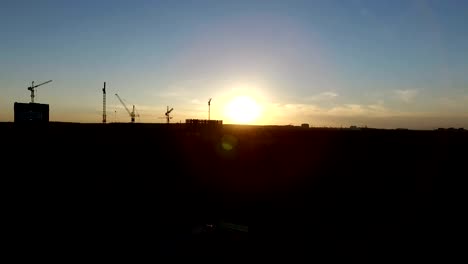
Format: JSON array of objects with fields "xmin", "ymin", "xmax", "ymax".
[{"xmin": 225, "ymin": 96, "xmax": 262, "ymax": 124}]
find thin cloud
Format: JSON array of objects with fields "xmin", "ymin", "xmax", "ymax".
[
  {"xmin": 305, "ymin": 91, "xmax": 338, "ymax": 102},
  {"xmin": 267, "ymin": 101, "xmax": 393, "ymax": 118},
  {"xmin": 163, "ymin": 91, "xmax": 181, "ymax": 97},
  {"xmin": 394, "ymin": 89, "xmax": 419, "ymax": 103},
  {"xmin": 439, "ymin": 95, "xmax": 468, "ymax": 105},
  {"xmin": 156, "ymin": 91, "xmax": 186, "ymax": 98},
  {"xmin": 262, "ymin": 100, "xmax": 439, "ymax": 128},
  {"xmin": 327, "ymin": 104, "xmax": 367, "ymax": 116},
  {"xmin": 190, "ymin": 99, "xmax": 204, "ymax": 105},
  {"xmin": 321, "ymin": 92, "xmax": 338, "ymax": 98}
]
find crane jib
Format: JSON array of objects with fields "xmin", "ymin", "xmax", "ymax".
[
  {"xmin": 115, "ymin": 93, "xmax": 137, "ymax": 123},
  {"xmin": 28, "ymin": 80, "xmax": 52, "ymax": 103}
]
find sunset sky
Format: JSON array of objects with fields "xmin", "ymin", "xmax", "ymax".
[{"xmin": 1, "ymin": 0, "xmax": 467, "ymax": 129}]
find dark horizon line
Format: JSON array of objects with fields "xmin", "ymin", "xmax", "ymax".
[{"xmin": 0, "ymin": 121, "xmax": 465, "ymax": 131}]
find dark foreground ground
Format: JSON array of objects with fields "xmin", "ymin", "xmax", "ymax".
[{"xmin": 1, "ymin": 122, "xmax": 466, "ymax": 260}]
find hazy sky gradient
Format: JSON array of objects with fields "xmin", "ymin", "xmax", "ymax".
[{"xmin": 1, "ymin": 0, "xmax": 467, "ymax": 128}]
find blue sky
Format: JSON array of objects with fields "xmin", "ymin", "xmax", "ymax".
[{"xmin": 1, "ymin": 0, "xmax": 467, "ymax": 128}]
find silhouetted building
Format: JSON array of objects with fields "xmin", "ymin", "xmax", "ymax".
[
  {"xmin": 185, "ymin": 119, "xmax": 223, "ymax": 133},
  {"xmin": 301, "ymin": 123, "xmax": 309, "ymax": 128},
  {"xmin": 186, "ymin": 119, "xmax": 222, "ymax": 126},
  {"xmin": 14, "ymin": 102, "xmax": 49, "ymax": 123}
]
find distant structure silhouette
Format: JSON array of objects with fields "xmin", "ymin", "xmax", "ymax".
[
  {"xmin": 208, "ymin": 98, "xmax": 212, "ymax": 120},
  {"xmin": 102, "ymin": 82, "xmax": 106, "ymax": 124},
  {"xmin": 14, "ymin": 80, "xmax": 52, "ymax": 123},
  {"xmin": 185, "ymin": 119, "xmax": 223, "ymax": 131},
  {"xmin": 165, "ymin": 106, "xmax": 174, "ymax": 124},
  {"xmin": 27, "ymin": 80, "xmax": 52, "ymax": 103},
  {"xmin": 115, "ymin": 93, "xmax": 136, "ymax": 123},
  {"xmin": 14, "ymin": 102, "xmax": 49, "ymax": 123}
]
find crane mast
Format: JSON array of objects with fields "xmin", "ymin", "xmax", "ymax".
[
  {"xmin": 208, "ymin": 98, "xmax": 212, "ymax": 120},
  {"xmin": 115, "ymin": 93, "xmax": 135, "ymax": 123},
  {"xmin": 102, "ymin": 82, "xmax": 106, "ymax": 123}
]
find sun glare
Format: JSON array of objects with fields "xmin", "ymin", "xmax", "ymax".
[{"xmin": 225, "ymin": 96, "xmax": 262, "ymax": 124}]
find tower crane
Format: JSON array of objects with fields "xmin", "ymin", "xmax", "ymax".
[
  {"xmin": 102, "ymin": 82, "xmax": 107, "ymax": 123},
  {"xmin": 208, "ymin": 98, "xmax": 212, "ymax": 120},
  {"xmin": 165, "ymin": 106, "xmax": 174, "ymax": 124},
  {"xmin": 28, "ymin": 80, "xmax": 52, "ymax": 103},
  {"xmin": 115, "ymin": 93, "xmax": 136, "ymax": 123}
]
